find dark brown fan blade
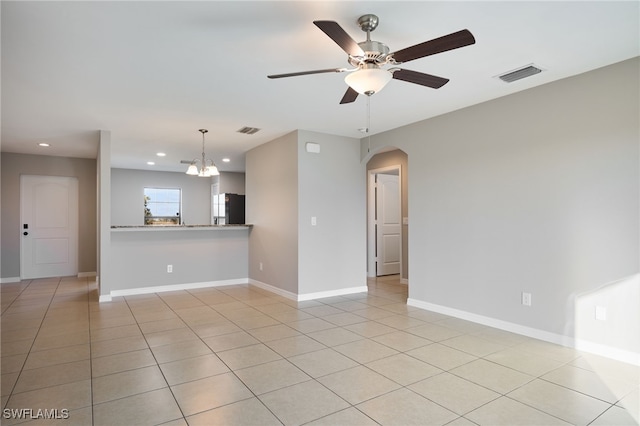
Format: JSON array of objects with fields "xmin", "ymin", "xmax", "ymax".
[
  {"xmin": 392, "ymin": 69, "xmax": 449, "ymax": 88},
  {"xmin": 314, "ymin": 21, "xmax": 365, "ymax": 57},
  {"xmin": 339, "ymin": 87, "xmax": 359, "ymax": 104},
  {"xmin": 268, "ymin": 68, "xmax": 347, "ymax": 79},
  {"xmin": 391, "ymin": 29, "xmax": 475, "ymax": 63}
]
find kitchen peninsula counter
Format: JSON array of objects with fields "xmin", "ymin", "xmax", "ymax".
[
  {"xmin": 108, "ymin": 224, "xmax": 250, "ymax": 298},
  {"xmin": 111, "ymin": 224, "xmax": 252, "ymax": 231}
]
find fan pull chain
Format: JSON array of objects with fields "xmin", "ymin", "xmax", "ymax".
[{"xmin": 366, "ymin": 94, "xmax": 372, "ymax": 153}]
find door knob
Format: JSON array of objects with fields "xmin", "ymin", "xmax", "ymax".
[{"xmin": 23, "ymin": 231, "xmax": 28, "ymax": 236}]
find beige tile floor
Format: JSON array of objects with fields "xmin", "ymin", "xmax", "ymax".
[{"xmin": 1, "ymin": 275, "xmax": 638, "ymax": 425}]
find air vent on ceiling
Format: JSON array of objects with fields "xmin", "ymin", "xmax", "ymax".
[
  {"xmin": 237, "ymin": 126, "xmax": 261, "ymax": 135},
  {"xmin": 497, "ymin": 64, "xmax": 543, "ymax": 83}
]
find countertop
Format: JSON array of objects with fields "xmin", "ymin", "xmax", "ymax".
[{"xmin": 111, "ymin": 224, "xmax": 252, "ymax": 232}]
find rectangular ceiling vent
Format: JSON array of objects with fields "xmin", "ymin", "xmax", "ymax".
[
  {"xmin": 237, "ymin": 126, "xmax": 261, "ymax": 135},
  {"xmin": 497, "ymin": 64, "xmax": 543, "ymax": 83}
]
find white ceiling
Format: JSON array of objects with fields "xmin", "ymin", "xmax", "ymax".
[{"xmin": 2, "ymin": 1, "xmax": 638, "ymax": 173}]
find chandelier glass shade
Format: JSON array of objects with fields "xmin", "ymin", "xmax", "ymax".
[
  {"xmin": 186, "ymin": 129, "xmax": 219, "ymax": 177},
  {"xmin": 344, "ymin": 67, "xmax": 392, "ymax": 95}
]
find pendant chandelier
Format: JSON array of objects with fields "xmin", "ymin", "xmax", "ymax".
[{"xmin": 186, "ymin": 129, "xmax": 219, "ymax": 177}]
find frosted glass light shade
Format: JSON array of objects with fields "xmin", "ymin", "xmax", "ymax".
[
  {"xmin": 204, "ymin": 165, "xmax": 219, "ymax": 177},
  {"xmin": 345, "ymin": 68, "xmax": 392, "ymax": 95},
  {"xmin": 186, "ymin": 164, "xmax": 199, "ymax": 175}
]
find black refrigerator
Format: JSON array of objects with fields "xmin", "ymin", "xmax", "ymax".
[{"xmin": 212, "ymin": 193, "xmax": 245, "ymax": 224}]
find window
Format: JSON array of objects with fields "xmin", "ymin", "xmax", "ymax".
[{"xmin": 144, "ymin": 187, "xmax": 181, "ymax": 225}]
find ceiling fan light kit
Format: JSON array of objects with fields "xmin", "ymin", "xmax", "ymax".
[
  {"xmin": 344, "ymin": 65, "xmax": 393, "ymax": 95},
  {"xmin": 268, "ymin": 13, "xmax": 475, "ymax": 104}
]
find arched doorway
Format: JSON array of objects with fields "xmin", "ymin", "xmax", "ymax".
[{"xmin": 366, "ymin": 148, "xmax": 409, "ymax": 292}]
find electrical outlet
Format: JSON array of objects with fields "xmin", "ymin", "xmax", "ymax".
[
  {"xmin": 595, "ymin": 306, "xmax": 607, "ymax": 321},
  {"xmin": 521, "ymin": 292, "xmax": 532, "ymax": 306},
  {"xmin": 167, "ymin": 264, "xmax": 173, "ymax": 273},
  {"xmin": 311, "ymin": 216, "xmax": 317, "ymax": 226},
  {"xmin": 259, "ymin": 262, "xmax": 263, "ymax": 271}
]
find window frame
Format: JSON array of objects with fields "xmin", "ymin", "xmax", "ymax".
[{"xmin": 143, "ymin": 187, "xmax": 182, "ymax": 225}]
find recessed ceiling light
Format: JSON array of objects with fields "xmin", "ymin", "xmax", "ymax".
[
  {"xmin": 37, "ymin": 142, "xmax": 51, "ymax": 147},
  {"xmin": 147, "ymin": 161, "xmax": 155, "ymax": 165},
  {"xmin": 222, "ymin": 158, "xmax": 231, "ymax": 163},
  {"xmin": 156, "ymin": 152, "xmax": 166, "ymax": 157}
]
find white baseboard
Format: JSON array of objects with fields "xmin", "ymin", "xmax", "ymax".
[
  {"xmin": 99, "ymin": 294, "xmax": 112, "ymax": 303},
  {"xmin": 249, "ymin": 279, "xmax": 368, "ymax": 302},
  {"xmin": 407, "ymin": 298, "xmax": 640, "ymax": 366},
  {"xmin": 249, "ymin": 279, "xmax": 298, "ymax": 301},
  {"xmin": 574, "ymin": 338, "xmax": 640, "ymax": 366},
  {"xmin": 407, "ymin": 298, "xmax": 572, "ymax": 346},
  {"xmin": 102, "ymin": 278, "xmax": 249, "ymax": 300},
  {"xmin": 298, "ymin": 286, "xmax": 368, "ymax": 302},
  {"xmin": 2, "ymin": 274, "xmax": 97, "ymax": 283}
]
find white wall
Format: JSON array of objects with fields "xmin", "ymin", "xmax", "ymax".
[
  {"xmin": 111, "ymin": 168, "xmax": 212, "ymax": 226},
  {"xmin": 246, "ymin": 132, "xmax": 299, "ymax": 294},
  {"xmin": 574, "ymin": 274, "xmax": 640, "ymax": 358},
  {"xmin": 297, "ymin": 130, "xmax": 366, "ymax": 296},
  {"xmin": 363, "ymin": 58, "xmax": 639, "ymax": 361},
  {"xmin": 246, "ymin": 130, "xmax": 367, "ymax": 299}
]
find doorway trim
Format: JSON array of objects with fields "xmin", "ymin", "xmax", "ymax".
[{"xmin": 367, "ymin": 164, "xmax": 402, "ymax": 279}]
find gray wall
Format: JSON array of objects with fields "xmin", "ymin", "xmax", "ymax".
[
  {"xmin": 111, "ymin": 168, "xmax": 212, "ymax": 226},
  {"xmin": 1, "ymin": 153, "xmax": 97, "ymax": 278},
  {"xmin": 363, "ymin": 58, "xmax": 639, "ymax": 355},
  {"xmin": 297, "ymin": 130, "xmax": 366, "ymax": 295},
  {"xmin": 367, "ymin": 149, "xmax": 409, "ymax": 281},
  {"xmin": 219, "ymin": 172, "xmax": 246, "ymax": 195},
  {"xmin": 246, "ymin": 130, "xmax": 367, "ymax": 297},
  {"xmin": 110, "ymin": 228, "xmax": 248, "ymax": 291},
  {"xmin": 97, "ymin": 131, "xmax": 111, "ymax": 298},
  {"xmin": 246, "ymin": 131, "xmax": 299, "ymax": 294}
]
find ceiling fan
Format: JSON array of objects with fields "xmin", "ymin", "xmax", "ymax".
[{"xmin": 268, "ymin": 14, "xmax": 475, "ymax": 104}]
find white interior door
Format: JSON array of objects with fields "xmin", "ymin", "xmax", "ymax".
[
  {"xmin": 21, "ymin": 175, "xmax": 78, "ymax": 279},
  {"xmin": 376, "ymin": 173, "xmax": 401, "ymax": 276}
]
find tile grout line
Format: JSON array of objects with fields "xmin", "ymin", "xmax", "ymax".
[
  {"xmin": 2, "ymin": 278, "xmax": 62, "ymax": 411},
  {"xmin": 185, "ymin": 285, "xmax": 393, "ymax": 423},
  {"xmin": 87, "ymin": 276, "xmax": 97, "ymax": 426},
  {"xmin": 120, "ymin": 292, "xmax": 188, "ymax": 425},
  {"xmin": 4, "ymin": 277, "xmax": 635, "ymax": 425},
  {"xmin": 184, "ymin": 286, "xmax": 309, "ymax": 424},
  {"xmin": 127, "ymin": 286, "xmax": 295, "ymax": 423}
]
